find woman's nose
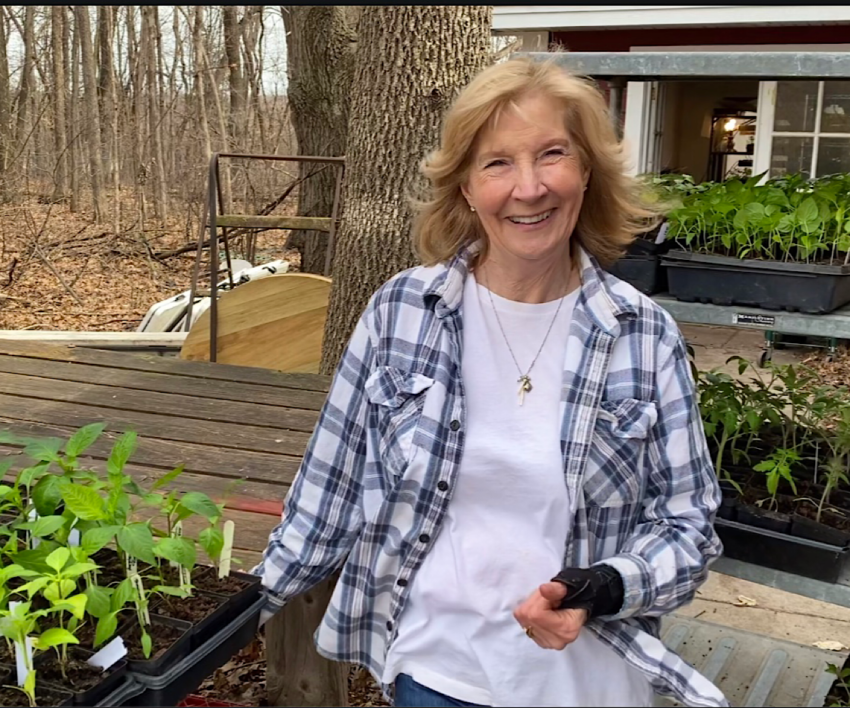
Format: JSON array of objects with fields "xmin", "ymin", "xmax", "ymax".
[{"xmin": 512, "ymin": 164, "xmax": 548, "ymax": 202}]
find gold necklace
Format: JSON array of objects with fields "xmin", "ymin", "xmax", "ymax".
[{"xmin": 481, "ymin": 268, "xmax": 574, "ymax": 406}]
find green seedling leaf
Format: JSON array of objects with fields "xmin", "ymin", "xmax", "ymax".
[
  {"xmin": 117, "ymin": 523, "xmax": 156, "ymax": 565},
  {"xmin": 52, "ymin": 593, "xmax": 88, "ymax": 620},
  {"xmin": 63, "ymin": 562, "xmax": 98, "ymax": 578},
  {"xmin": 23, "ymin": 437, "xmax": 63, "ymax": 463},
  {"xmin": 23, "ymin": 668, "xmax": 35, "ymax": 698},
  {"xmin": 141, "ymin": 493, "xmax": 164, "ymax": 507},
  {"xmin": 199, "ymin": 526, "xmax": 224, "ymax": 561},
  {"xmin": 95, "ymin": 612, "xmax": 119, "ymax": 648},
  {"xmin": 17, "ymin": 462, "xmax": 51, "ymax": 488},
  {"xmin": 31, "ymin": 474, "xmax": 63, "ymax": 516},
  {"xmin": 36, "ymin": 627, "xmax": 79, "ymax": 650},
  {"xmin": 84, "ymin": 585, "xmax": 112, "ymax": 619},
  {"xmin": 46, "ymin": 546, "xmax": 71, "ymax": 572},
  {"xmin": 141, "ymin": 630, "xmax": 152, "ymax": 659},
  {"xmin": 177, "ymin": 492, "xmax": 221, "ymax": 521},
  {"xmin": 154, "ymin": 536, "xmax": 196, "ymax": 568},
  {"xmin": 81, "ymin": 525, "xmax": 120, "ymax": 555},
  {"xmin": 25, "ymin": 515, "xmax": 66, "ymax": 539},
  {"xmin": 13, "ymin": 545, "xmax": 58, "ymax": 574},
  {"xmin": 107, "ymin": 431, "xmax": 137, "ymax": 476},
  {"xmin": 65, "ymin": 423, "xmax": 106, "ymax": 459},
  {"xmin": 112, "ymin": 578, "xmax": 136, "ymax": 611},
  {"xmin": 150, "ymin": 464, "xmax": 185, "ymax": 491},
  {"xmin": 60, "ymin": 481, "xmax": 107, "ymax": 521},
  {"xmin": 18, "ymin": 576, "xmax": 50, "ymax": 598}
]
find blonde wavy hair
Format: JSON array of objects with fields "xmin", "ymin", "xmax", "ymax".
[{"xmin": 413, "ymin": 56, "xmax": 659, "ymax": 267}]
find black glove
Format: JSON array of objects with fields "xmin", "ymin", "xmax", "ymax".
[{"xmin": 550, "ymin": 564, "xmax": 625, "ymax": 619}]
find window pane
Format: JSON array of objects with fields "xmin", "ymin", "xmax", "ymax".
[
  {"xmin": 821, "ymin": 81, "xmax": 850, "ymax": 134},
  {"xmin": 774, "ymin": 81, "xmax": 819, "ymax": 132},
  {"xmin": 816, "ymin": 137, "xmax": 850, "ymax": 177},
  {"xmin": 771, "ymin": 136, "xmax": 814, "ymax": 177}
]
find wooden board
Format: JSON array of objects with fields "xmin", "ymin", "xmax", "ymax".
[
  {"xmin": 181, "ymin": 274, "xmax": 332, "ymax": 374},
  {"xmin": 0, "ymin": 340, "xmax": 331, "ymax": 392}
]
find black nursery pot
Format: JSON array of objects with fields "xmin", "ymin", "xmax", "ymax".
[
  {"xmin": 37, "ymin": 646, "xmax": 128, "ymax": 707},
  {"xmin": 717, "ymin": 483, "xmax": 739, "ymax": 522},
  {"xmin": 118, "ymin": 614, "xmax": 193, "ymax": 677},
  {"xmin": 790, "ymin": 514, "xmax": 850, "ymax": 549},
  {"xmin": 736, "ymin": 503, "xmax": 792, "ymax": 533},
  {"xmin": 662, "ymin": 250, "xmax": 850, "ymax": 314}
]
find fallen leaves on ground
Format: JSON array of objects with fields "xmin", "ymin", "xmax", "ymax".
[
  {"xmin": 0, "ymin": 190, "xmax": 300, "ymax": 332},
  {"xmin": 733, "ymin": 595, "xmax": 758, "ymax": 607},
  {"xmin": 814, "ymin": 640, "xmax": 850, "ymax": 652},
  {"xmin": 192, "ymin": 631, "xmax": 390, "ymax": 707}
]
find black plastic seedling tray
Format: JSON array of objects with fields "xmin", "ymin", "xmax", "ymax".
[
  {"xmin": 662, "ymin": 250, "xmax": 850, "ymax": 314},
  {"xmin": 126, "ymin": 596, "xmax": 264, "ymax": 707},
  {"xmin": 715, "ymin": 517, "xmax": 850, "ymax": 583}
]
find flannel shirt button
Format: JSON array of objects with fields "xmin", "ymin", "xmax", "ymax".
[
  {"xmin": 396, "ymin": 577, "xmax": 408, "ymax": 587},
  {"xmin": 449, "ymin": 419, "xmax": 461, "ymax": 432},
  {"xmin": 419, "ymin": 533, "xmax": 431, "ymax": 543},
  {"xmin": 437, "ymin": 481, "xmax": 449, "ymax": 492}
]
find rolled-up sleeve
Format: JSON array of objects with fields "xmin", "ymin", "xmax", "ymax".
[
  {"xmin": 599, "ymin": 331, "xmax": 722, "ymax": 620},
  {"xmin": 254, "ymin": 307, "xmax": 375, "ymax": 612}
]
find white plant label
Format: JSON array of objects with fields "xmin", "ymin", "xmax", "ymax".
[
  {"xmin": 170, "ymin": 521, "xmax": 183, "ymax": 568},
  {"xmin": 87, "ymin": 636, "xmax": 127, "ymax": 671},
  {"xmin": 10, "ymin": 603, "xmax": 34, "ymax": 688},
  {"xmin": 179, "ymin": 565, "xmax": 192, "ymax": 593},
  {"xmin": 14, "ymin": 636, "xmax": 35, "ymax": 687},
  {"xmin": 126, "ymin": 554, "xmax": 138, "ymax": 578},
  {"xmin": 27, "ymin": 509, "xmax": 38, "ymax": 549},
  {"xmin": 68, "ymin": 517, "xmax": 80, "ymax": 547},
  {"xmin": 218, "ymin": 520, "xmax": 235, "ymax": 578},
  {"xmin": 129, "ymin": 573, "xmax": 150, "ymax": 625}
]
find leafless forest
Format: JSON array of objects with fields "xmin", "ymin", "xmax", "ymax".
[{"xmin": 0, "ymin": 6, "xmax": 298, "ymax": 331}]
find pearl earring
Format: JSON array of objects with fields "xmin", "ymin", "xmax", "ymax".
[{"xmin": 470, "ymin": 205, "xmax": 476, "ymax": 213}]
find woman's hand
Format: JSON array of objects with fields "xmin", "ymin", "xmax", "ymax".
[{"xmin": 513, "ymin": 581, "xmax": 588, "ymax": 650}]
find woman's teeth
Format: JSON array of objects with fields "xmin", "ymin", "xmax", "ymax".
[{"xmin": 509, "ymin": 210, "xmax": 552, "ymax": 225}]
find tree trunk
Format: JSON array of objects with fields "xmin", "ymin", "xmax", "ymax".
[
  {"xmin": 14, "ymin": 7, "xmax": 35, "ymax": 156},
  {"xmin": 265, "ymin": 575, "xmax": 348, "ymax": 707},
  {"xmin": 0, "ymin": 7, "xmax": 11, "ymax": 202},
  {"xmin": 320, "ymin": 6, "xmax": 492, "ymax": 373},
  {"xmin": 223, "ymin": 6, "xmax": 246, "ymax": 150},
  {"xmin": 51, "ymin": 7, "xmax": 68, "ymax": 201},
  {"xmin": 75, "ymin": 5, "xmax": 106, "ymax": 222},
  {"xmin": 142, "ymin": 6, "xmax": 167, "ymax": 222},
  {"xmin": 192, "ymin": 6, "xmax": 213, "ymax": 164},
  {"xmin": 280, "ymin": 6, "xmax": 358, "ymax": 275},
  {"xmin": 127, "ymin": 6, "xmax": 146, "ymax": 228},
  {"xmin": 68, "ymin": 8, "xmax": 80, "ymax": 213}
]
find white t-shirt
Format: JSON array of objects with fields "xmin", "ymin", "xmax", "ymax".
[{"xmin": 383, "ymin": 271, "xmax": 654, "ymax": 707}]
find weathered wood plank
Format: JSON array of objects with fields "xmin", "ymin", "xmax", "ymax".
[
  {"xmin": 0, "ymin": 340, "xmax": 332, "ymax": 392},
  {"xmin": 0, "ymin": 354, "xmax": 327, "ymax": 411},
  {"xmin": 0, "ymin": 391, "xmax": 311, "ymax": 455},
  {"xmin": 216, "ymin": 215, "xmax": 334, "ymax": 232},
  {"xmin": 0, "ymin": 371, "xmax": 320, "ymax": 432},
  {"xmin": 0, "ymin": 420, "xmax": 302, "ymax": 483},
  {"xmin": 0, "ymin": 330, "xmax": 185, "ymax": 350}
]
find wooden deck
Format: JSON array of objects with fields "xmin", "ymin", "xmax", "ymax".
[{"xmin": 0, "ymin": 340, "xmax": 329, "ymax": 569}]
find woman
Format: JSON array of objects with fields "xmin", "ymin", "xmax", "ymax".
[{"xmin": 255, "ymin": 57, "xmax": 727, "ymax": 708}]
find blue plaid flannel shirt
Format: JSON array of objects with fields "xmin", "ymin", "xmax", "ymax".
[{"xmin": 254, "ymin": 244, "xmax": 727, "ymax": 707}]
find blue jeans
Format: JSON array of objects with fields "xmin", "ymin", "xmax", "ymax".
[{"xmin": 394, "ymin": 674, "xmax": 487, "ymax": 707}]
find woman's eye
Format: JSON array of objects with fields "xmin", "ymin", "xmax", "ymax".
[
  {"xmin": 484, "ymin": 159, "xmax": 506, "ymax": 168},
  {"xmin": 544, "ymin": 148, "xmax": 566, "ymax": 158}
]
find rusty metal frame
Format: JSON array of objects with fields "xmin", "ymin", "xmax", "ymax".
[{"xmin": 186, "ymin": 152, "xmax": 345, "ymax": 363}]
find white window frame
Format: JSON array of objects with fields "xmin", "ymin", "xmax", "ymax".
[
  {"xmin": 756, "ymin": 79, "xmax": 850, "ymax": 178},
  {"xmin": 623, "ymin": 43, "xmax": 850, "ymax": 179}
]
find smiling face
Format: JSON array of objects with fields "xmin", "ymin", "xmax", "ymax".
[{"xmin": 461, "ymin": 92, "xmax": 589, "ymax": 269}]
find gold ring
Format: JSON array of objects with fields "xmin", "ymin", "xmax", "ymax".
[{"xmin": 524, "ymin": 626, "xmax": 534, "ymax": 639}]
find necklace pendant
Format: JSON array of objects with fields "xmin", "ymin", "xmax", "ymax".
[{"xmin": 517, "ymin": 375, "xmax": 533, "ymax": 405}]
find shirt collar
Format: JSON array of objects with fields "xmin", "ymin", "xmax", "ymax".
[{"xmin": 423, "ymin": 240, "xmax": 639, "ymax": 334}]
